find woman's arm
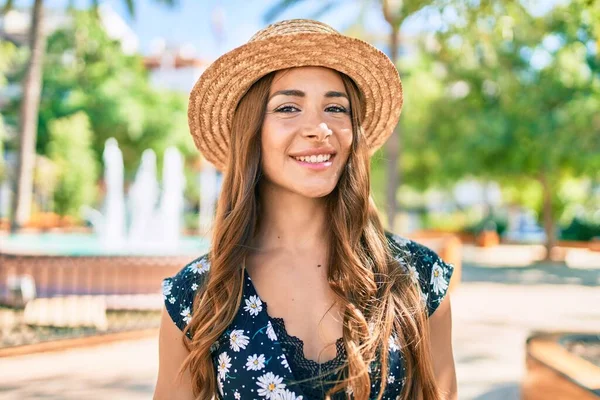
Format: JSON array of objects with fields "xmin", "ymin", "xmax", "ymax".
[
  {"xmin": 154, "ymin": 307, "xmax": 196, "ymax": 400},
  {"xmin": 429, "ymin": 294, "xmax": 458, "ymax": 400}
]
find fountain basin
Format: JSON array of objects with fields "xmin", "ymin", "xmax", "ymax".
[{"xmin": 0, "ymin": 232, "xmax": 209, "ymax": 302}]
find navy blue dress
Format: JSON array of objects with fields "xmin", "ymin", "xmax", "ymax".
[{"xmin": 161, "ymin": 232, "xmax": 455, "ymax": 400}]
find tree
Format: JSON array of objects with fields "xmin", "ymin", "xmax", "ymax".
[
  {"xmin": 1, "ymin": 0, "xmax": 178, "ymax": 232},
  {"xmin": 35, "ymin": 10, "xmax": 195, "ymax": 178},
  {"xmin": 402, "ymin": 0, "xmax": 600, "ymax": 258}
]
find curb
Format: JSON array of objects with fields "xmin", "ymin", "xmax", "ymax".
[{"xmin": 0, "ymin": 328, "xmax": 159, "ymax": 358}]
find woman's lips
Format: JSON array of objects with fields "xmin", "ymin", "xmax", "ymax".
[{"xmin": 290, "ymin": 154, "xmax": 335, "ymax": 170}]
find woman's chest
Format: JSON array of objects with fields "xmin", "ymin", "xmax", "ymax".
[
  {"xmin": 246, "ymin": 261, "xmax": 343, "ymax": 363},
  {"xmin": 209, "ymin": 270, "xmax": 407, "ymax": 400}
]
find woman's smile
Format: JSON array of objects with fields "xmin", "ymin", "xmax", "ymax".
[{"xmin": 289, "ymin": 145, "xmax": 338, "ymax": 171}]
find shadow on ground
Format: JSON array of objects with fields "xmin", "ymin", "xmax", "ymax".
[
  {"xmin": 470, "ymin": 382, "xmax": 521, "ymax": 400},
  {"xmin": 462, "ymin": 263, "xmax": 600, "ymax": 286}
]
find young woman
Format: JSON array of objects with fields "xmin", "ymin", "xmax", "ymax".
[{"xmin": 154, "ymin": 19, "xmax": 457, "ymax": 400}]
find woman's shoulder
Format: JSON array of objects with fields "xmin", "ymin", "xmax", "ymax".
[
  {"xmin": 161, "ymin": 253, "xmax": 211, "ymax": 336},
  {"xmin": 383, "ymin": 231, "xmax": 455, "ymax": 317}
]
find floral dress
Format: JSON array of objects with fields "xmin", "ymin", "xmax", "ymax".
[{"xmin": 161, "ymin": 232, "xmax": 455, "ymax": 400}]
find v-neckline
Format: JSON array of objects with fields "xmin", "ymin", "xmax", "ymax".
[{"xmin": 242, "ymin": 267, "xmax": 345, "ymax": 367}]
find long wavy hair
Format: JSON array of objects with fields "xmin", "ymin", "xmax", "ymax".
[{"xmin": 179, "ymin": 69, "xmax": 442, "ymax": 400}]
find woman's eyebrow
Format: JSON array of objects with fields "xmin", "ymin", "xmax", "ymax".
[
  {"xmin": 325, "ymin": 91, "xmax": 348, "ymax": 100},
  {"xmin": 269, "ymin": 89, "xmax": 304, "ymax": 100},
  {"xmin": 268, "ymin": 89, "xmax": 349, "ymax": 101}
]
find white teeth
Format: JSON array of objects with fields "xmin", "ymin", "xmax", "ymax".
[{"xmin": 293, "ymin": 154, "xmax": 332, "ymax": 163}]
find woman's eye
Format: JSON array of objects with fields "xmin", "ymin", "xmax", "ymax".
[
  {"xmin": 326, "ymin": 105, "xmax": 349, "ymax": 114},
  {"xmin": 274, "ymin": 105, "xmax": 299, "ymax": 113}
]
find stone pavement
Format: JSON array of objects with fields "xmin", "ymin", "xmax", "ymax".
[{"xmin": 1, "ymin": 259, "xmax": 599, "ymax": 399}]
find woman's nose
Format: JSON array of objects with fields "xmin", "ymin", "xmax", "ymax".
[{"xmin": 301, "ymin": 121, "xmax": 333, "ymax": 142}]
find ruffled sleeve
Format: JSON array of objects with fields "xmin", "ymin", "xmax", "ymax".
[
  {"xmin": 385, "ymin": 232, "xmax": 455, "ymax": 317},
  {"xmin": 161, "ymin": 253, "xmax": 210, "ymax": 339}
]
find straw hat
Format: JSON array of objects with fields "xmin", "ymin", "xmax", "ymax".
[{"xmin": 188, "ymin": 19, "xmax": 403, "ymax": 171}]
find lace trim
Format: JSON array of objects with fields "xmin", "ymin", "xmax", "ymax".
[
  {"xmin": 271, "ymin": 316, "xmax": 347, "ymax": 399},
  {"xmin": 244, "ymin": 268, "xmax": 348, "ymax": 398},
  {"xmin": 270, "ymin": 315, "xmax": 346, "ymax": 371}
]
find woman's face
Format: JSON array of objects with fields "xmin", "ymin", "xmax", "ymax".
[{"xmin": 261, "ymin": 66, "xmax": 353, "ymax": 198}]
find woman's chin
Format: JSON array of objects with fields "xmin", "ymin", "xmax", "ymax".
[{"xmin": 294, "ymin": 184, "xmax": 336, "ymax": 199}]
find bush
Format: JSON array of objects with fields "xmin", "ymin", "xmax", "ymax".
[
  {"xmin": 464, "ymin": 213, "xmax": 508, "ymax": 236},
  {"xmin": 47, "ymin": 112, "xmax": 98, "ymax": 218},
  {"xmin": 560, "ymin": 217, "xmax": 600, "ymax": 241}
]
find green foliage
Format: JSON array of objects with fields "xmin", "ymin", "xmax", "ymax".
[
  {"xmin": 404, "ymin": 1, "xmax": 600, "ymax": 188},
  {"xmin": 47, "ymin": 112, "xmax": 98, "ymax": 217},
  {"xmin": 399, "ymin": 1, "xmax": 599, "ymax": 250},
  {"xmin": 464, "ymin": 213, "xmax": 509, "ymax": 236},
  {"xmin": 560, "ymin": 216, "xmax": 600, "ymax": 241},
  {"xmin": 0, "ymin": 39, "xmax": 17, "ymax": 179},
  {"xmin": 3, "ymin": 10, "xmax": 196, "ymax": 178},
  {"xmin": 420, "ymin": 210, "xmax": 471, "ymax": 232}
]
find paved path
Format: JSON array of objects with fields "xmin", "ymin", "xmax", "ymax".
[
  {"xmin": 1, "ymin": 262, "xmax": 599, "ymax": 399},
  {"xmin": 0, "ymin": 336, "xmax": 159, "ymax": 400}
]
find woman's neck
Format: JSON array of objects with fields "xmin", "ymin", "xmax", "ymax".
[{"xmin": 253, "ymin": 181, "xmax": 329, "ymax": 254}]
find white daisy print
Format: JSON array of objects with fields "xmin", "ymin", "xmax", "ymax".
[
  {"xmin": 281, "ymin": 389, "xmax": 304, "ymax": 400},
  {"xmin": 246, "ymin": 354, "xmax": 266, "ymax": 371},
  {"xmin": 217, "ymin": 379, "xmax": 223, "ymax": 397},
  {"xmin": 407, "ymin": 264, "xmax": 420, "ymax": 283},
  {"xmin": 217, "ymin": 377, "xmax": 224, "ymax": 396},
  {"xmin": 266, "ymin": 321, "xmax": 277, "ymax": 341},
  {"xmin": 217, "ymin": 352, "xmax": 231, "ymax": 380},
  {"xmin": 392, "ymin": 234, "xmax": 410, "ymax": 247},
  {"xmin": 191, "ymin": 282, "xmax": 198, "ymax": 291},
  {"xmin": 234, "ymin": 391, "xmax": 241, "ymax": 399},
  {"xmin": 388, "ymin": 334, "xmax": 400, "ymax": 352},
  {"xmin": 256, "ymin": 372, "xmax": 285, "ymax": 399},
  {"xmin": 279, "ymin": 354, "xmax": 291, "ymax": 372},
  {"xmin": 388, "ymin": 374, "xmax": 396, "ymax": 384},
  {"xmin": 168, "ymin": 296, "xmax": 176, "ymax": 304},
  {"xmin": 420, "ymin": 290, "xmax": 429, "ymax": 308},
  {"xmin": 188, "ymin": 258, "xmax": 210, "ymax": 275},
  {"xmin": 180, "ymin": 307, "xmax": 192, "ymax": 325},
  {"xmin": 431, "ymin": 262, "xmax": 449, "ymax": 295},
  {"xmin": 229, "ymin": 329, "xmax": 250, "ymax": 352},
  {"xmin": 162, "ymin": 280, "xmax": 172, "ymax": 298},
  {"xmin": 244, "ymin": 295, "xmax": 263, "ymax": 316},
  {"xmin": 209, "ymin": 341, "xmax": 219, "ymax": 354}
]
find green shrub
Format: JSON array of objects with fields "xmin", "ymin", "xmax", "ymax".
[
  {"xmin": 560, "ymin": 217, "xmax": 600, "ymax": 241},
  {"xmin": 464, "ymin": 213, "xmax": 508, "ymax": 236},
  {"xmin": 47, "ymin": 112, "xmax": 98, "ymax": 217}
]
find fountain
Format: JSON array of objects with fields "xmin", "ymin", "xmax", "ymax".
[
  {"xmin": 80, "ymin": 140, "xmax": 192, "ymax": 252},
  {"xmin": 101, "ymin": 137, "xmax": 127, "ymax": 249},
  {"xmin": 127, "ymin": 149, "xmax": 160, "ymax": 248},
  {"xmin": 0, "ymin": 139, "xmax": 212, "ymax": 349},
  {"xmin": 158, "ymin": 146, "xmax": 185, "ymax": 248},
  {"xmin": 3, "ymin": 138, "xmax": 211, "ymax": 256},
  {"xmin": 199, "ymin": 157, "xmax": 218, "ymax": 235}
]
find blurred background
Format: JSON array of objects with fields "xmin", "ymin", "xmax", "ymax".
[{"xmin": 0, "ymin": 0, "xmax": 599, "ymax": 399}]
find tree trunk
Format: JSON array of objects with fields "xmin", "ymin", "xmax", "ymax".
[
  {"xmin": 385, "ymin": 24, "xmax": 400, "ymax": 231},
  {"xmin": 10, "ymin": 0, "xmax": 46, "ymax": 232},
  {"xmin": 540, "ymin": 174, "xmax": 556, "ymax": 261}
]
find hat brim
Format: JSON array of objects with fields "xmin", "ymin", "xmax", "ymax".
[{"xmin": 188, "ymin": 32, "xmax": 403, "ymax": 171}]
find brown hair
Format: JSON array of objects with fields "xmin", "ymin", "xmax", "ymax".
[{"xmin": 179, "ymin": 69, "xmax": 442, "ymax": 400}]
